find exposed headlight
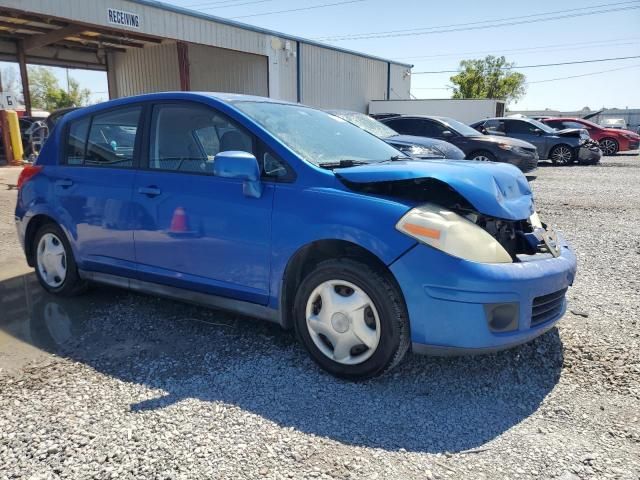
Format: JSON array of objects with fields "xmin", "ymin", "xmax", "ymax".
[
  {"xmin": 396, "ymin": 204, "xmax": 512, "ymax": 263},
  {"xmin": 398, "ymin": 145, "xmax": 444, "ymax": 158}
]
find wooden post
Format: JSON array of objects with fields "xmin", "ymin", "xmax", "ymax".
[{"xmin": 17, "ymin": 40, "xmax": 32, "ymax": 117}]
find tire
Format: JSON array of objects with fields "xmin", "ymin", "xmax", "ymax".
[
  {"xmin": 293, "ymin": 258, "xmax": 410, "ymax": 380},
  {"xmin": 599, "ymin": 138, "xmax": 619, "ymax": 156},
  {"xmin": 33, "ymin": 223, "xmax": 87, "ymax": 296},
  {"xmin": 549, "ymin": 144, "xmax": 575, "ymax": 166},
  {"xmin": 467, "ymin": 150, "xmax": 496, "ymax": 162}
]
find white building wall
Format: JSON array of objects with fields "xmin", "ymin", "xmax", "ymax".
[
  {"xmin": 389, "ymin": 63, "xmax": 411, "ymax": 101},
  {"xmin": 109, "ymin": 42, "xmax": 180, "ymax": 98},
  {"xmin": 188, "ymin": 44, "xmax": 268, "ymax": 96},
  {"xmin": 300, "ymin": 44, "xmax": 388, "ymax": 112}
]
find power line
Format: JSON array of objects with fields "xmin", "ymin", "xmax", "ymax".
[
  {"xmin": 396, "ymin": 37, "xmax": 640, "ymax": 61},
  {"xmin": 315, "ymin": 1, "xmax": 640, "ymax": 41},
  {"xmin": 231, "ymin": 0, "xmax": 367, "ymax": 19},
  {"xmin": 527, "ymin": 63, "xmax": 640, "ymax": 84},
  {"xmin": 412, "ymin": 55, "xmax": 640, "ymax": 74},
  {"xmin": 186, "ymin": 0, "xmax": 275, "ymax": 10},
  {"xmin": 410, "ymin": 63, "xmax": 640, "ymax": 92}
]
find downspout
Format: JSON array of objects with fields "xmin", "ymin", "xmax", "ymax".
[{"xmin": 296, "ymin": 42, "xmax": 302, "ymax": 103}]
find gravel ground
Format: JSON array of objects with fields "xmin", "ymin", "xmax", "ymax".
[{"xmin": 0, "ymin": 155, "xmax": 639, "ymax": 480}]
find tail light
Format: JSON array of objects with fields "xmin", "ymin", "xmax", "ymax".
[{"xmin": 16, "ymin": 165, "xmax": 43, "ymax": 189}]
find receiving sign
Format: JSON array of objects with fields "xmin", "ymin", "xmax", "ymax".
[{"xmin": 107, "ymin": 8, "xmax": 141, "ymax": 29}]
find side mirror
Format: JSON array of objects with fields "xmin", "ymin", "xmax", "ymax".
[
  {"xmin": 533, "ymin": 128, "xmax": 543, "ymax": 136},
  {"xmin": 442, "ymin": 130, "xmax": 453, "ymax": 137},
  {"xmin": 213, "ymin": 151, "xmax": 262, "ymax": 198}
]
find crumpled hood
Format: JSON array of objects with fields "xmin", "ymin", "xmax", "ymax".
[
  {"xmin": 335, "ymin": 159, "xmax": 534, "ymax": 220},
  {"xmin": 473, "ymin": 134, "xmax": 535, "ymax": 148}
]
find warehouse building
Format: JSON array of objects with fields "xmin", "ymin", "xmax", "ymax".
[{"xmin": 0, "ymin": 0, "xmax": 412, "ymax": 113}]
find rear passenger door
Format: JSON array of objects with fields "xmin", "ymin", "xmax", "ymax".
[
  {"xmin": 52, "ymin": 106, "xmax": 142, "ymax": 276},
  {"xmin": 131, "ymin": 101, "xmax": 277, "ymax": 305}
]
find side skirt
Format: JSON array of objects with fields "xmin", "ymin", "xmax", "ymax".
[{"xmin": 78, "ymin": 270, "xmax": 282, "ymax": 326}]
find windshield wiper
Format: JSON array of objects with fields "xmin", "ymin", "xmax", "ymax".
[{"xmin": 318, "ymin": 159, "xmax": 371, "ymax": 169}]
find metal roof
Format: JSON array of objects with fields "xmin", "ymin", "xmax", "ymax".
[{"xmin": 130, "ymin": 0, "xmax": 413, "ymax": 68}]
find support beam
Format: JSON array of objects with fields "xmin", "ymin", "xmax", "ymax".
[
  {"xmin": 16, "ymin": 39, "xmax": 31, "ymax": 116},
  {"xmin": 23, "ymin": 24, "xmax": 86, "ymax": 52}
]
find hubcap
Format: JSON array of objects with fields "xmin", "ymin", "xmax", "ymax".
[
  {"xmin": 551, "ymin": 146, "xmax": 572, "ymax": 165},
  {"xmin": 305, "ymin": 280, "xmax": 381, "ymax": 365},
  {"xmin": 36, "ymin": 233, "xmax": 67, "ymax": 288},
  {"xmin": 600, "ymin": 139, "xmax": 616, "ymax": 155},
  {"xmin": 473, "ymin": 155, "xmax": 491, "ymax": 161}
]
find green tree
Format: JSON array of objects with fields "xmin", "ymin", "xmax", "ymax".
[
  {"xmin": 450, "ymin": 56, "xmax": 526, "ymax": 104},
  {"xmin": 28, "ymin": 66, "xmax": 91, "ymax": 111}
]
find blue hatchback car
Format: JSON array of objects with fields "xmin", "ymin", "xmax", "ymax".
[{"xmin": 15, "ymin": 92, "xmax": 577, "ymax": 379}]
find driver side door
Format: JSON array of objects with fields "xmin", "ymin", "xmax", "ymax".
[{"xmin": 131, "ymin": 101, "xmax": 276, "ymax": 305}]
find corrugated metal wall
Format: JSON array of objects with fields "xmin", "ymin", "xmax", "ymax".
[
  {"xmin": 389, "ymin": 63, "xmax": 411, "ymax": 101},
  {"xmin": 188, "ymin": 44, "xmax": 268, "ymax": 96},
  {"xmin": 109, "ymin": 42, "xmax": 180, "ymax": 98},
  {"xmin": 300, "ymin": 44, "xmax": 388, "ymax": 112}
]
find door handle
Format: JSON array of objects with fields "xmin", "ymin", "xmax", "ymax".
[
  {"xmin": 55, "ymin": 179, "xmax": 73, "ymax": 188},
  {"xmin": 138, "ymin": 186, "xmax": 162, "ymax": 197}
]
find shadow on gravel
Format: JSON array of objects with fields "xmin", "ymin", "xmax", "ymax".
[{"xmin": 0, "ymin": 273, "xmax": 564, "ymax": 454}]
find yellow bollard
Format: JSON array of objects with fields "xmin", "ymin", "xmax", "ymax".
[{"xmin": 6, "ymin": 110, "xmax": 24, "ymax": 165}]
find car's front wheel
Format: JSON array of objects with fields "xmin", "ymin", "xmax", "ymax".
[
  {"xmin": 468, "ymin": 150, "xmax": 496, "ymax": 162},
  {"xmin": 549, "ymin": 144, "xmax": 575, "ymax": 165},
  {"xmin": 294, "ymin": 259, "xmax": 410, "ymax": 380},
  {"xmin": 599, "ymin": 138, "xmax": 619, "ymax": 156},
  {"xmin": 33, "ymin": 223, "xmax": 87, "ymax": 296}
]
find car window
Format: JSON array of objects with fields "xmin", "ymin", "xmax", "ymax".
[
  {"xmin": 505, "ymin": 120, "xmax": 538, "ymax": 135},
  {"xmin": 234, "ymin": 101, "xmax": 403, "ymax": 166},
  {"xmin": 330, "ymin": 111, "xmax": 398, "ymax": 139},
  {"xmin": 482, "ymin": 119, "xmax": 506, "ymax": 134},
  {"xmin": 85, "ymin": 107, "xmax": 141, "ymax": 168},
  {"xmin": 418, "ymin": 119, "xmax": 447, "ymax": 137},
  {"xmin": 65, "ymin": 116, "xmax": 91, "ymax": 165},
  {"xmin": 384, "ymin": 118, "xmax": 424, "ymax": 136},
  {"xmin": 562, "ymin": 121, "xmax": 587, "ymax": 130},
  {"xmin": 149, "ymin": 103, "xmax": 254, "ymax": 174},
  {"xmin": 544, "ymin": 120, "xmax": 563, "ymax": 130}
]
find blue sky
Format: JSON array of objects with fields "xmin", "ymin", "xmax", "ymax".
[{"xmin": 3, "ymin": 0, "xmax": 639, "ymax": 110}]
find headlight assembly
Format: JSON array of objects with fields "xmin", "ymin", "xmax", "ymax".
[{"xmin": 396, "ymin": 204, "xmax": 513, "ymax": 264}]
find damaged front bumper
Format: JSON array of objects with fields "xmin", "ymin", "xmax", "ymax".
[
  {"xmin": 577, "ymin": 140, "xmax": 602, "ymax": 164},
  {"xmin": 390, "ymin": 233, "xmax": 577, "ymax": 355}
]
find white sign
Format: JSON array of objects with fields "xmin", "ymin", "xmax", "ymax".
[
  {"xmin": 0, "ymin": 92, "xmax": 18, "ymax": 109},
  {"xmin": 107, "ymin": 8, "xmax": 141, "ymax": 29}
]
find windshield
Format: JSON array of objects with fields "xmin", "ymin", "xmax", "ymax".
[
  {"xmin": 330, "ymin": 111, "xmax": 398, "ymax": 139},
  {"xmin": 234, "ymin": 102, "xmax": 404, "ymax": 166},
  {"xmin": 527, "ymin": 118, "xmax": 556, "ymax": 134},
  {"xmin": 439, "ymin": 117, "xmax": 482, "ymax": 137}
]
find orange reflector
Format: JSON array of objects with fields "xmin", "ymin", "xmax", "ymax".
[{"xmin": 404, "ymin": 223, "xmax": 441, "ymax": 240}]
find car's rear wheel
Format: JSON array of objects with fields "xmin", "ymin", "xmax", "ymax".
[
  {"xmin": 549, "ymin": 144, "xmax": 575, "ymax": 165},
  {"xmin": 599, "ymin": 138, "xmax": 619, "ymax": 156},
  {"xmin": 33, "ymin": 223, "xmax": 87, "ymax": 296},
  {"xmin": 468, "ymin": 150, "xmax": 496, "ymax": 162},
  {"xmin": 293, "ymin": 258, "xmax": 410, "ymax": 380}
]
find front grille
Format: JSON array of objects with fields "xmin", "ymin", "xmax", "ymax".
[{"xmin": 531, "ymin": 288, "xmax": 567, "ymax": 326}]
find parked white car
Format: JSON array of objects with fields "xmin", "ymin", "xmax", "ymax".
[{"xmin": 600, "ymin": 118, "xmax": 628, "ymax": 130}]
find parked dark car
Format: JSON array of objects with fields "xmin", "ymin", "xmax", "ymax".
[
  {"xmin": 380, "ymin": 115, "xmax": 539, "ymax": 173},
  {"xmin": 328, "ymin": 110, "xmax": 465, "ymax": 160},
  {"xmin": 471, "ymin": 117, "xmax": 601, "ymax": 165}
]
